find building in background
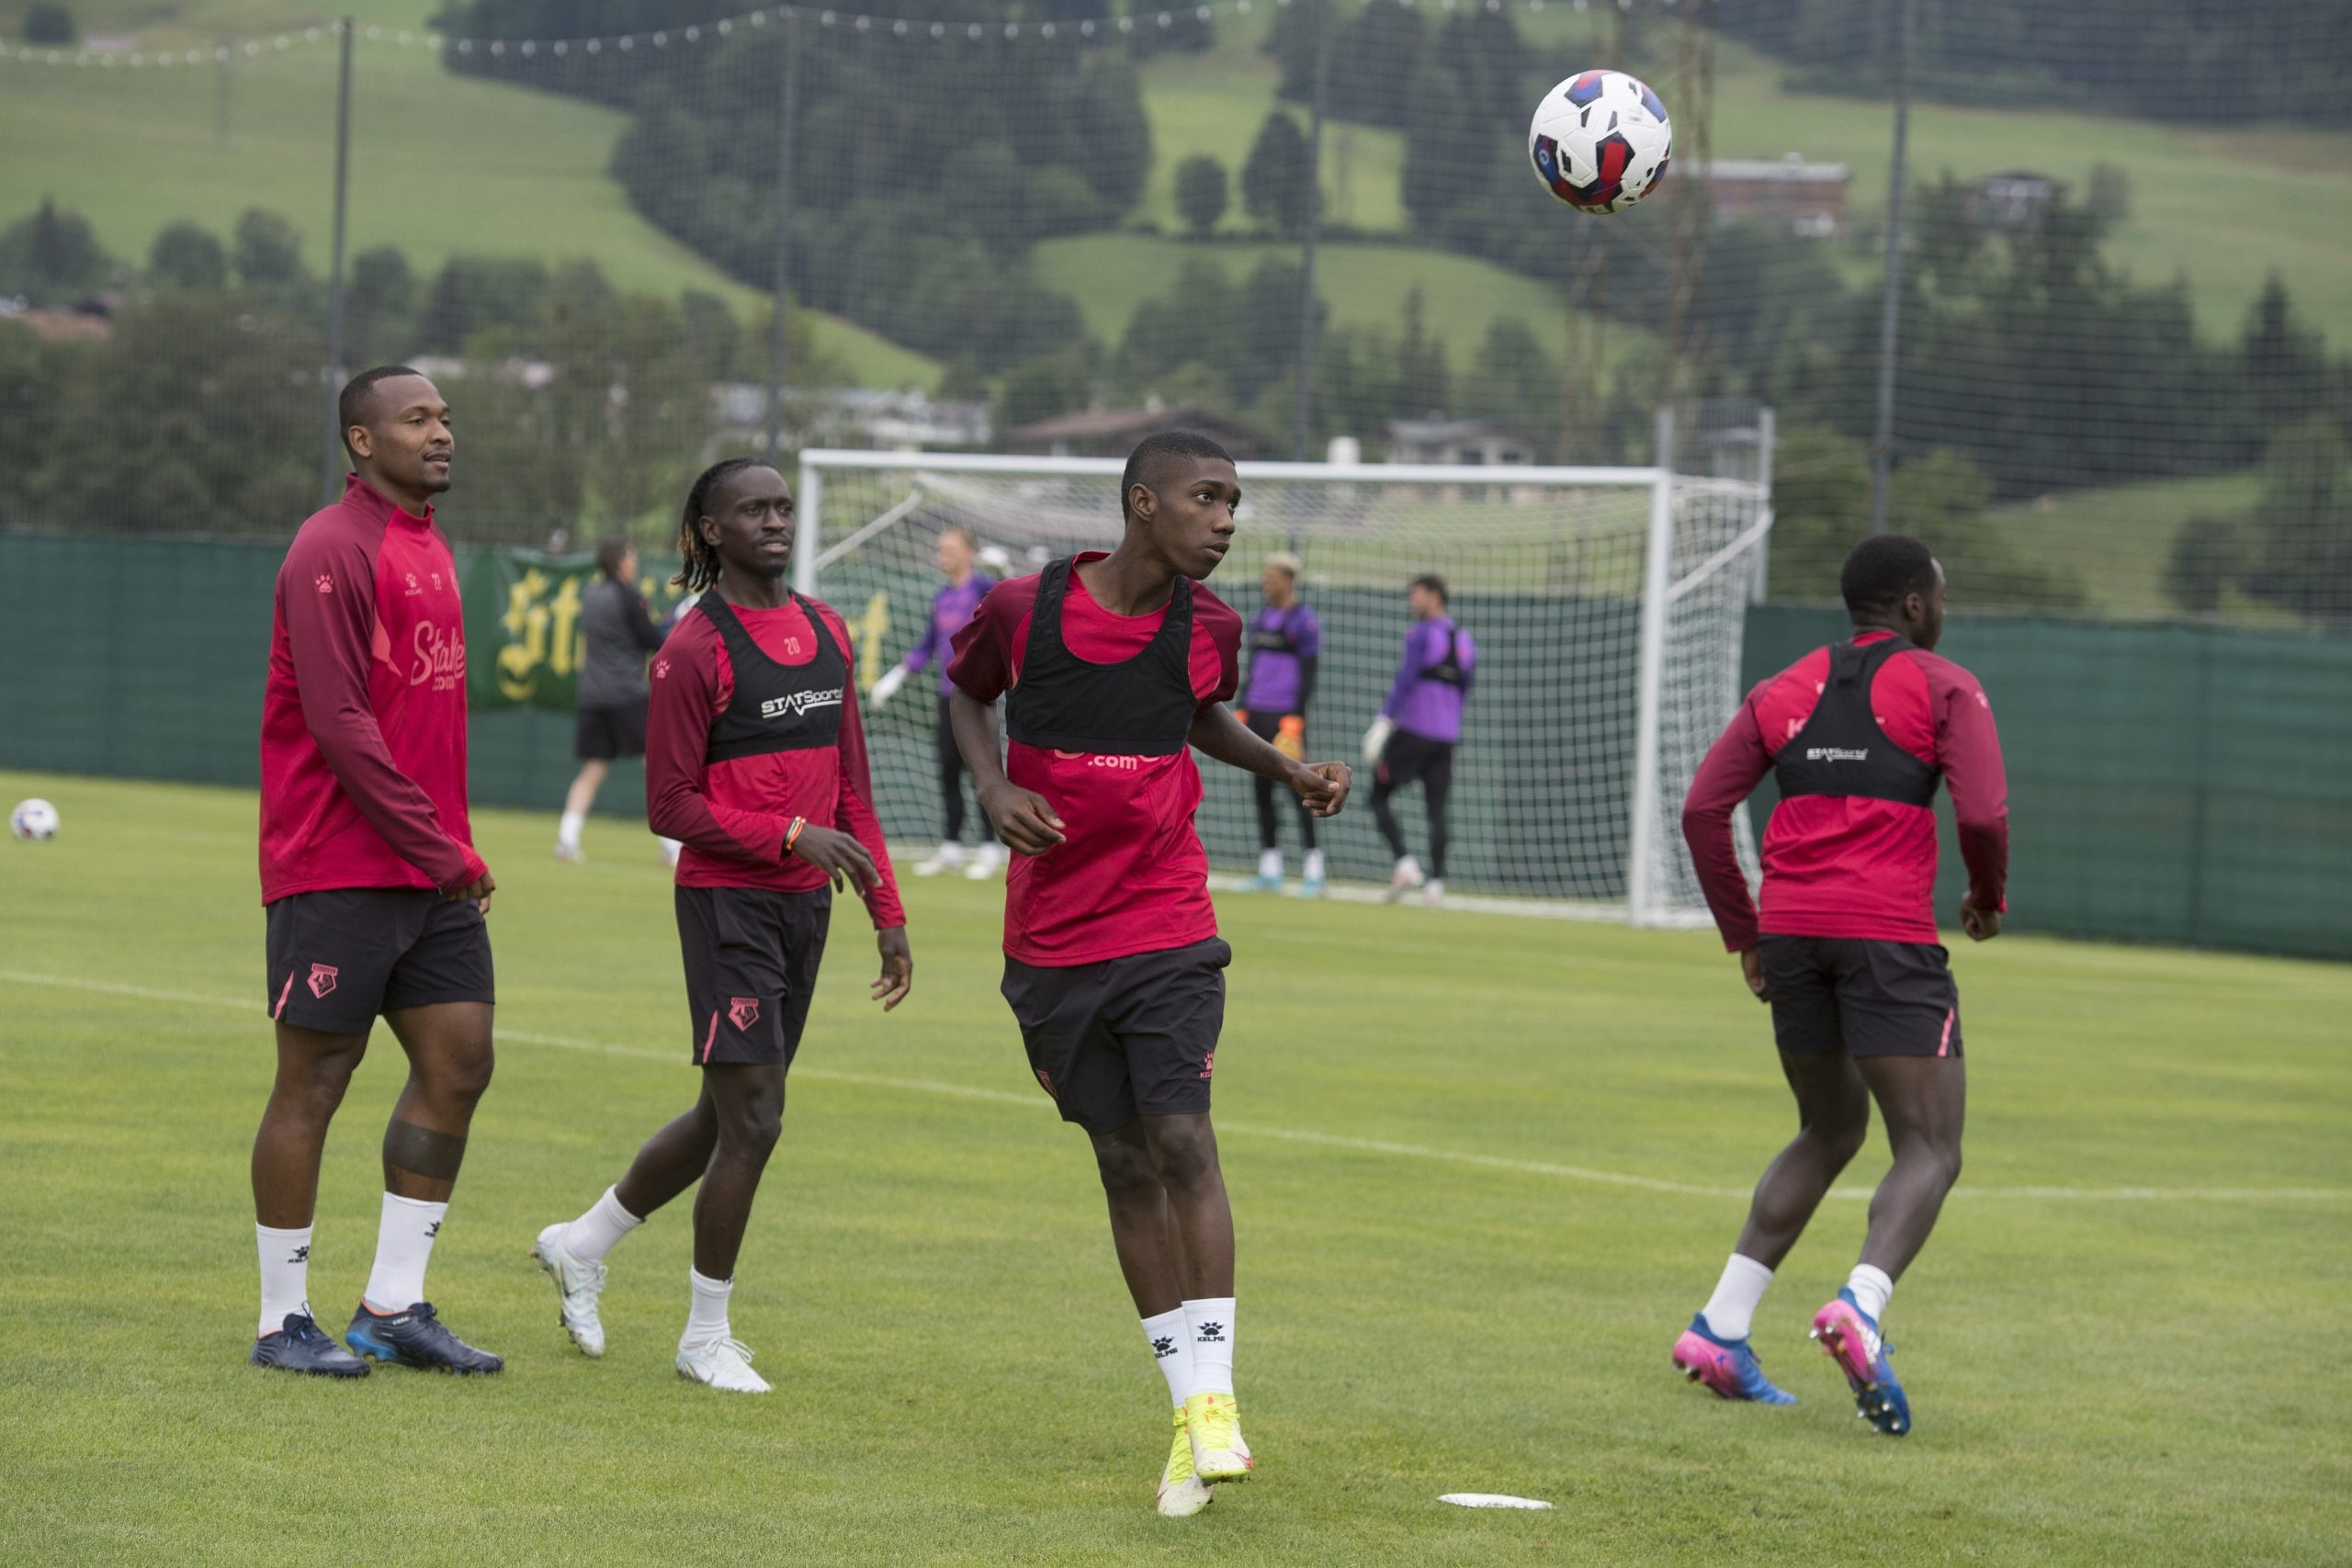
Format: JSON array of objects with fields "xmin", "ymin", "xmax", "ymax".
[
  {"xmin": 1007, "ymin": 404, "xmax": 1264, "ymax": 460},
  {"xmin": 1693, "ymin": 154, "xmax": 1851, "ymax": 237}
]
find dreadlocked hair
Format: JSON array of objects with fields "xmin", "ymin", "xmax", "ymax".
[{"xmin": 673, "ymin": 456, "xmax": 763, "ymax": 592}]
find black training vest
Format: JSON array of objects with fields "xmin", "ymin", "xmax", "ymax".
[
  {"xmin": 1424, "ymin": 626, "xmax": 1468, "ymax": 688},
  {"xmin": 1250, "ymin": 604, "xmax": 1306, "ymax": 657},
  {"xmin": 695, "ymin": 592, "xmax": 848, "ymax": 763},
  {"xmin": 1004, "ymin": 558, "xmax": 1197, "ymax": 757},
  {"xmin": 1771, "ymin": 635, "xmax": 1940, "ymax": 807}
]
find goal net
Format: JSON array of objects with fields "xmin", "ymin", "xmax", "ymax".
[{"xmin": 798, "ymin": 411, "xmax": 1768, "ymax": 926}]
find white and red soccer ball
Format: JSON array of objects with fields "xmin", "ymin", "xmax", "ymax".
[
  {"xmin": 10, "ymin": 798, "xmax": 59, "ymax": 841},
  {"xmin": 1529, "ymin": 69, "xmax": 1672, "ymax": 214}
]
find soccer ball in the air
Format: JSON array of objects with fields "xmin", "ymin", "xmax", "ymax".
[
  {"xmin": 1529, "ymin": 69, "xmax": 1672, "ymax": 214},
  {"xmin": 10, "ymin": 798, "xmax": 60, "ymax": 841}
]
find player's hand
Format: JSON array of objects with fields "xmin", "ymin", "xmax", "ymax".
[
  {"xmin": 1290, "ymin": 761, "xmax": 1351, "ymax": 818},
  {"xmin": 791, "ymin": 823, "xmax": 880, "ymax": 894},
  {"xmin": 871, "ymin": 926, "xmax": 912, "ymax": 1011},
  {"xmin": 869, "ymin": 664, "xmax": 909, "ymax": 707},
  {"xmin": 979, "ymin": 780, "xmax": 1066, "ymax": 855},
  {"xmin": 1739, "ymin": 947, "xmax": 1770, "ymax": 1002},
  {"xmin": 1361, "ymin": 716, "xmax": 1395, "ymax": 766},
  {"xmin": 447, "ymin": 870, "xmax": 495, "ymax": 915},
  {"xmin": 1960, "ymin": 896, "xmax": 2003, "ymax": 942}
]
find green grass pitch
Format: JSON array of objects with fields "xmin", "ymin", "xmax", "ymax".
[{"xmin": 2, "ymin": 769, "xmax": 2347, "ymax": 1565}]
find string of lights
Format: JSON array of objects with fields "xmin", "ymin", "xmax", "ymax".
[{"xmin": 1, "ymin": 0, "xmax": 1664, "ymax": 66}]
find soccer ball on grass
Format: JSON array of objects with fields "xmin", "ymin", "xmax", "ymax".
[
  {"xmin": 11, "ymin": 798, "xmax": 60, "ymax": 841},
  {"xmin": 1529, "ymin": 69, "xmax": 1672, "ymax": 214}
]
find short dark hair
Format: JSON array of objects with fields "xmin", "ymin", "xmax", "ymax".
[
  {"xmin": 594, "ymin": 537, "xmax": 632, "ymax": 581},
  {"xmin": 1839, "ymin": 534, "xmax": 1939, "ymax": 619},
  {"xmin": 338, "ymin": 365, "xmax": 426, "ymax": 462},
  {"xmin": 1121, "ymin": 431, "xmax": 1234, "ymax": 521},
  {"xmin": 1408, "ymin": 573, "xmax": 1448, "ymax": 604}
]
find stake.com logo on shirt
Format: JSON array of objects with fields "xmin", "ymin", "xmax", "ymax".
[{"xmin": 1052, "ymin": 749, "xmax": 1143, "ymax": 772}]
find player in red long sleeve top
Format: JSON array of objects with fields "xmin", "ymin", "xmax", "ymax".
[
  {"xmin": 249, "ymin": 367, "xmax": 503, "ymax": 1379},
  {"xmin": 531, "ymin": 458, "xmax": 911, "ymax": 1394},
  {"xmin": 947, "ymin": 433, "xmax": 1352, "ymax": 1515},
  {"xmin": 1669, "ymin": 534, "xmax": 2008, "ymax": 1439}
]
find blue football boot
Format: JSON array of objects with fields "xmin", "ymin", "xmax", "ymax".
[
  {"xmin": 251, "ymin": 1311, "xmax": 368, "ymax": 1378},
  {"xmin": 1812, "ymin": 1289, "xmax": 1911, "ymax": 1436},
  {"xmin": 1671, "ymin": 1313, "xmax": 1797, "ymax": 1404},
  {"xmin": 345, "ymin": 1301, "xmax": 503, "ymax": 1375}
]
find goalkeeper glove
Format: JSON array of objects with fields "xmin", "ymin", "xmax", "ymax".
[
  {"xmin": 869, "ymin": 665, "xmax": 909, "ymax": 707},
  {"xmin": 1361, "ymin": 716, "xmax": 1395, "ymax": 765},
  {"xmin": 1275, "ymin": 715, "xmax": 1306, "ymax": 761}
]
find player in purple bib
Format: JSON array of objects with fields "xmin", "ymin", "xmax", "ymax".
[
  {"xmin": 1235, "ymin": 552, "xmax": 1327, "ymax": 896},
  {"xmin": 868, "ymin": 525, "xmax": 1003, "ymax": 879},
  {"xmin": 1362, "ymin": 573, "xmax": 1476, "ymax": 905}
]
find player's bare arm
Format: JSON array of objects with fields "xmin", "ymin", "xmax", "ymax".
[
  {"xmin": 950, "ymin": 688, "xmax": 1067, "ymax": 854},
  {"xmin": 1185, "ymin": 705, "xmax": 1351, "ymax": 818}
]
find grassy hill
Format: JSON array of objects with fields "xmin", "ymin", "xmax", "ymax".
[
  {"xmin": 1136, "ymin": 8, "xmax": 2352, "ymax": 348},
  {"xmin": 0, "ymin": 2, "xmax": 940, "ymax": 389},
  {"xmin": 1981, "ymin": 467, "xmax": 2273, "ymax": 622}
]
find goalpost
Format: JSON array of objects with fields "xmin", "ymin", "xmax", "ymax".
[{"xmin": 796, "ymin": 409, "xmax": 1770, "ymax": 928}]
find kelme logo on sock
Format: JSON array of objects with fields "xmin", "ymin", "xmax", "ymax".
[
  {"xmin": 1195, "ymin": 1322, "xmax": 1226, "ymax": 1342},
  {"xmin": 1152, "ymin": 1337, "xmax": 1178, "ymax": 1358}
]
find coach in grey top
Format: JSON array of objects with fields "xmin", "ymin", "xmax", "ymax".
[{"xmin": 556, "ymin": 540, "xmax": 666, "ymax": 863}]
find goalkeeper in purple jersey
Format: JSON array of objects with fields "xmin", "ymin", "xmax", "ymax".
[
  {"xmin": 1235, "ymin": 552, "xmax": 1327, "ymax": 896},
  {"xmin": 1363, "ymin": 574, "xmax": 1476, "ymax": 906}
]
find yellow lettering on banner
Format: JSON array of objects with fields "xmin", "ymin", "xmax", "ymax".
[
  {"xmin": 857, "ymin": 590, "xmax": 891, "ymax": 693},
  {"xmin": 549, "ymin": 573, "xmax": 583, "ymax": 678},
  {"xmin": 497, "ymin": 567, "xmax": 551, "ymax": 703}
]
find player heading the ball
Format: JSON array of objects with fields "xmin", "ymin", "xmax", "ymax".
[
  {"xmin": 944, "ymin": 432, "xmax": 1351, "ymax": 1517},
  {"xmin": 1675, "ymin": 534, "xmax": 2008, "ymax": 1437},
  {"xmin": 533, "ymin": 458, "xmax": 912, "ymax": 1395}
]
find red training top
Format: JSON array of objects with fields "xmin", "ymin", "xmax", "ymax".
[
  {"xmin": 259, "ymin": 474, "xmax": 486, "ymax": 905},
  {"xmin": 647, "ymin": 594, "xmax": 905, "ymax": 930},
  {"xmin": 947, "ymin": 555, "xmax": 1243, "ymax": 967},
  {"xmin": 1681, "ymin": 629, "xmax": 2008, "ymax": 949}
]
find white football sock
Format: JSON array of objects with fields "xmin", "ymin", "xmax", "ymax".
[
  {"xmin": 1303, "ymin": 849, "xmax": 1326, "ymax": 882},
  {"xmin": 1142, "ymin": 1307, "xmax": 1193, "ymax": 1407},
  {"xmin": 934, "ymin": 840, "xmax": 965, "ymax": 865},
  {"xmin": 362, "ymin": 1193, "xmax": 447, "ymax": 1313},
  {"xmin": 1700, "ymin": 1253, "xmax": 1774, "ymax": 1341},
  {"xmin": 1394, "ymin": 854, "xmax": 1421, "ymax": 880},
  {"xmin": 257, "ymin": 1223, "xmax": 313, "ymax": 1337},
  {"xmin": 1184, "ymin": 1297, "xmax": 1236, "ymax": 1397},
  {"xmin": 562, "ymin": 1186, "xmax": 642, "ymax": 1265},
  {"xmin": 684, "ymin": 1268, "xmax": 734, "ymax": 1347},
  {"xmin": 1847, "ymin": 1264, "xmax": 1894, "ymax": 1325},
  {"xmin": 1257, "ymin": 847, "xmax": 1283, "ymax": 880},
  {"xmin": 557, "ymin": 810, "xmax": 585, "ymax": 851}
]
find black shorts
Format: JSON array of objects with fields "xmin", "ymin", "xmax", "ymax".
[
  {"xmin": 1001, "ymin": 938, "xmax": 1232, "ymax": 1136},
  {"xmin": 576, "ymin": 698, "xmax": 649, "ymax": 761},
  {"xmin": 676, "ymin": 885, "xmax": 832, "ymax": 1067},
  {"xmin": 264, "ymin": 888, "xmax": 495, "ymax": 1036},
  {"xmin": 1757, "ymin": 935, "xmax": 1962, "ymax": 1060},
  {"xmin": 1378, "ymin": 729, "xmax": 1454, "ymax": 791}
]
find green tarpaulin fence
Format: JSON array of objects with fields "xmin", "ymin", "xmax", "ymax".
[{"xmin": 3, "ymin": 535, "xmax": 2346, "ymax": 960}]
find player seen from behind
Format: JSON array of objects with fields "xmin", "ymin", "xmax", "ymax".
[
  {"xmin": 532, "ymin": 458, "xmax": 912, "ymax": 1394},
  {"xmin": 1235, "ymin": 551, "xmax": 1327, "ymax": 897},
  {"xmin": 1363, "ymin": 573, "xmax": 1476, "ymax": 906},
  {"xmin": 555, "ymin": 538, "xmax": 667, "ymax": 864},
  {"xmin": 251, "ymin": 367, "xmax": 502, "ymax": 1378},
  {"xmin": 1674, "ymin": 533, "xmax": 2007, "ymax": 1436},
  {"xmin": 867, "ymin": 523, "xmax": 1004, "ymax": 879},
  {"xmin": 945, "ymin": 433, "xmax": 1351, "ymax": 1517}
]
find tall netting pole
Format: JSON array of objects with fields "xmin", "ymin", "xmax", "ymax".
[
  {"xmin": 765, "ymin": 9, "xmax": 802, "ymax": 468},
  {"xmin": 317, "ymin": 17, "xmax": 354, "ymax": 506},
  {"xmin": 1868, "ymin": 0, "xmax": 1915, "ymax": 536},
  {"xmin": 1292, "ymin": 0, "xmax": 1330, "ymax": 465}
]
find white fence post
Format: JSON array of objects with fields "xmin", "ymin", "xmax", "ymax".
[
  {"xmin": 794, "ymin": 454, "xmax": 821, "ymax": 599},
  {"xmin": 1625, "ymin": 407, "xmax": 1677, "ymax": 928}
]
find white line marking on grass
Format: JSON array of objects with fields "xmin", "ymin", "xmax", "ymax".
[{"xmin": 6, "ymin": 968, "xmax": 2346, "ymax": 1204}]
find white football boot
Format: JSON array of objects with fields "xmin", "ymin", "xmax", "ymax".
[
  {"xmin": 677, "ymin": 1337, "xmax": 771, "ymax": 1393},
  {"xmin": 531, "ymin": 1224, "xmax": 608, "ymax": 1359}
]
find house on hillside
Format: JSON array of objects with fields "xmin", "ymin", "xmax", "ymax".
[
  {"xmin": 1384, "ymin": 418, "xmax": 1532, "ymax": 468},
  {"xmin": 713, "ymin": 385, "xmax": 990, "ymax": 452},
  {"xmin": 1969, "ymin": 172, "xmax": 2058, "ymax": 231},
  {"xmin": 1007, "ymin": 405, "xmax": 1264, "ymax": 460},
  {"xmin": 1692, "ymin": 154, "xmax": 1850, "ymax": 237}
]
